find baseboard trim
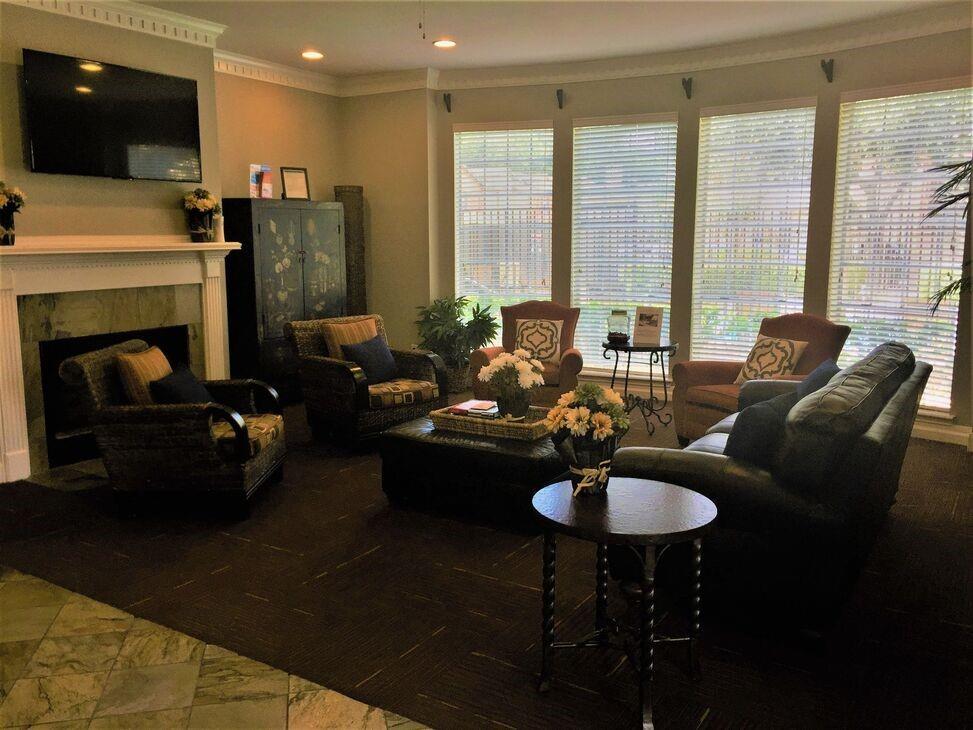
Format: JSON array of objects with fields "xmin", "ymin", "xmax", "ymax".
[{"xmin": 911, "ymin": 418, "xmax": 973, "ymax": 451}]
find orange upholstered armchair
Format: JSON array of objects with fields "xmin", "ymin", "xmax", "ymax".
[
  {"xmin": 673, "ymin": 313, "xmax": 851, "ymax": 444},
  {"xmin": 470, "ymin": 300, "xmax": 583, "ymax": 407}
]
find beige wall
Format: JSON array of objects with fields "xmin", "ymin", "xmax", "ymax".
[
  {"xmin": 0, "ymin": 4, "xmax": 220, "ymax": 235},
  {"xmin": 214, "ymin": 73, "xmax": 340, "ymax": 200},
  {"xmin": 335, "ymin": 89, "xmax": 431, "ymax": 349},
  {"xmin": 429, "ymin": 29, "xmax": 972, "ymax": 423}
]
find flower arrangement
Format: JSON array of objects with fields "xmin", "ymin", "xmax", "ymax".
[
  {"xmin": 0, "ymin": 181, "xmax": 26, "ymax": 246},
  {"xmin": 546, "ymin": 383, "xmax": 629, "ymax": 496},
  {"xmin": 182, "ymin": 188, "xmax": 221, "ymax": 242},
  {"xmin": 477, "ymin": 348, "xmax": 545, "ymax": 418}
]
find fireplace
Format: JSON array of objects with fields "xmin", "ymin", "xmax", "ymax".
[{"xmin": 38, "ymin": 325, "xmax": 191, "ymax": 469}]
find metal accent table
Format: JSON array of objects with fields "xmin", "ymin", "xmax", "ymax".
[
  {"xmin": 532, "ymin": 478, "xmax": 717, "ymax": 730},
  {"xmin": 602, "ymin": 341, "xmax": 678, "ymax": 435}
]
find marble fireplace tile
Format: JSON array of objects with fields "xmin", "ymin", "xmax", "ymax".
[
  {"xmin": 0, "ymin": 577, "xmax": 74, "ymax": 611},
  {"xmin": 193, "ymin": 653, "xmax": 289, "ymax": 706},
  {"xmin": 46, "ymin": 597, "xmax": 134, "ymax": 637},
  {"xmin": 0, "ymin": 639, "xmax": 40, "ymax": 703},
  {"xmin": 88, "ymin": 707, "xmax": 192, "ymax": 729},
  {"xmin": 0, "ymin": 604, "xmax": 62, "ymax": 643},
  {"xmin": 114, "ymin": 619, "xmax": 205, "ymax": 669},
  {"xmin": 0, "ymin": 671, "xmax": 109, "ymax": 726},
  {"xmin": 287, "ymin": 689, "xmax": 386, "ymax": 730},
  {"xmin": 24, "ymin": 632, "xmax": 126, "ymax": 677},
  {"xmin": 187, "ymin": 696, "xmax": 287, "ymax": 729},
  {"xmin": 93, "ymin": 662, "xmax": 200, "ymax": 717}
]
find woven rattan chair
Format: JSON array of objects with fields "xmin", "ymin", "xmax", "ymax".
[
  {"xmin": 284, "ymin": 314, "xmax": 447, "ymax": 444},
  {"xmin": 59, "ymin": 339, "xmax": 285, "ymax": 509}
]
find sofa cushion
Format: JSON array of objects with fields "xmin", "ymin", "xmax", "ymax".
[
  {"xmin": 368, "ymin": 378, "xmax": 440, "ymax": 410},
  {"xmin": 735, "ymin": 336, "xmax": 808, "ymax": 384},
  {"xmin": 149, "ymin": 365, "xmax": 213, "ymax": 405},
  {"xmin": 686, "ymin": 384, "xmax": 740, "ymax": 413},
  {"xmin": 776, "ymin": 342, "xmax": 915, "ymax": 497},
  {"xmin": 725, "ymin": 390, "xmax": 801, "ymax": 469},
  {"xmin": 211, "ymin": 413, "xmax": 284, "ymax": 459},
  {"xmin": 706, "ymin": 413, "xmax": 738, "ymax": 436},
  {"xmin": 684, "ymin": 432, "xmax": 729, "ymax": 455},
  {"xmin": 321, "ymin": 316, "xmax": 378, "ymax": 359},
  {"xmin": 116, "ymin": 346, "xmax": 173, "ymax": 405},
  {"xmin": 342, "ymin": 334, "xmax": 397, "ymax": 384}
]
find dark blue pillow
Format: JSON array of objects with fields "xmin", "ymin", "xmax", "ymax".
[
  {"xmin": 341, "ymin": 334, "xmax": 397, "ymax": 384},
  {"xmin": 724, "ymin": 390, "xmax": 800, "ymax": 469},
  {"xmin": 149, "ymin": 365, "xmax": 213, "ymax": 404},
  {"xmin": 795, "ymin": 359, "xmax": 840, "ymax": 399}
]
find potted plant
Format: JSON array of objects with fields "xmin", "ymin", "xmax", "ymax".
[
  {"xmin": 183, "ymin": 188, "xmax": 221, "ymax": 242},
  {"xmin": 0, "ymin": 182, "xmax": 26, "ymax": 246},
  {"xmin": 928, "ymin": 158, "xmax": 970, "ymax": 313},
  {"xmin": 477, "ymin": 349, "xmax": 545, "ymax": 418},
  {"xmin": 416, "ymin": 296, "xmax": 499, "ymax": 392},
  {"xmin": 546, "ymin": 383, "xmax": 630, "ymax": 497}
]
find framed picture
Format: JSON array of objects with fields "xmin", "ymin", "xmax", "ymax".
[
  {"xmin": 280, "ymin": 167, "xmax": 310, "ymax": 200},
  {"xmin": 633, "ymin": 306, "xmax": 664, "ymax": 346}
]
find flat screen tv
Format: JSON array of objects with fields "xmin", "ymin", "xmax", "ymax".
[{"xmin": 23, "ymin": 49, "xmax": 202, "ymax": 182}]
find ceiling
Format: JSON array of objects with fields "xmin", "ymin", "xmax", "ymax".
[{"xmin": 153, "ymin": 1, "xmax": 949, "ymax": 77}]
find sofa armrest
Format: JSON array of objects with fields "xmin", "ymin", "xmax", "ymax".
[
  {"xmin": 392, "ymin": 349, "xmax": 448, "ymax": 394},
  {"xmin": 204, "ymin": 379, "xmax": 282, "ymax": 415},
  {"xmin": 671, "ymin": 360, "xmax": 743, "ymax": 389},
  {"xmin": 612, "ymin": 446, "xmax": 844, "ymax": 540},
  {"xmin": 738, "ymin": 379, "xmax": 800, "ymax": 410},
  {"xmin": 299, "ymin": 355, "xmax": 370, "ymax": 411},
  {"xmin": 558, "ymin": 348, "xmax": 583, "ymax": 391}
]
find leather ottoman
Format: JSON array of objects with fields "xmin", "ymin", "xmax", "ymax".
[{"xmin": 379, "ymin": 417, "xmax": 567, "ymax": 529}]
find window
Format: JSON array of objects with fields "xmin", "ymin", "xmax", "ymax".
[
  {"xmin": 828, "ymin": 85, "xmax": 972, "ymax": 410},
  {"xmin": 571, "ymin": 115, "xmax": 678, "ymax": 372},
  {"xmin": 691, "ymin": 103, "xmax": 816, "ymax": 361},
  {"xmin": 454, "ymin": 123, "xmax": 554, "ymax": 313}
]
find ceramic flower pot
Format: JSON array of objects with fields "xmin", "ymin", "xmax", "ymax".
[
  {"xmin": 0, "ymin": 208, "xmax": 15, "ymax": 246},
  {"xmin": 496, "ymin": 388, "xmax": 532, "ymax": 419},
  {"xmin": 553, "ymin": 433, "xmax": 623, "ymax": 497},
  {"xmin": 187, "ymin": 210, "xmax": 214, "ymax": 242}
]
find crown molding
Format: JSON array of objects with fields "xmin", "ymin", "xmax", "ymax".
[
  {"xmin": 335, "ymin": 67, "xmax": 438, "ymax": 97},
  {"xmin": 214, "ymin": 50, "xmax": 339, "ymax": 96},
  {"xmin": 5, "ymin": 0, "xmax": 226, "ymax": 47}
]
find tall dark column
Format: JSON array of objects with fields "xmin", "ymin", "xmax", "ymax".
[{"xmin": 334, "ymin": 185, "xmax": 366, "ymax": 315}]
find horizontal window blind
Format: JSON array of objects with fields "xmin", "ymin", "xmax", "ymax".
[
  {"xmin": 454, "ymin": 126, "xmax": 553, "ymax": 316},
  {"xmin": 828, "ymin": 86, "xmax": 972, "ymax": 410},
  {"xmin": 571, "ymin": 117, "xmax": 678, "ymax": 373},
  {"xmin": 691, "ymin": 105, "xmax": 816, "ymax": 361}
]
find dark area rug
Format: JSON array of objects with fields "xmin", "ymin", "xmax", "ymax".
[{"xmin": 1, "ymin": 402, "xmax": 970, "ymax": 729}]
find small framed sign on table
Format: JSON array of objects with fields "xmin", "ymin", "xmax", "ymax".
[
  {"xmin": 280, "ymin": 167, "xmax": 310, "ymax": 200},
  {"xmin": 633, "ymin": 306, "xmax": 664, "ymax": 346}
]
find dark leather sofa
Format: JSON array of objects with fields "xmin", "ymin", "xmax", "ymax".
[{"xmin": 611, "ymin": 342, "xmax": 931, "ymax": 628}]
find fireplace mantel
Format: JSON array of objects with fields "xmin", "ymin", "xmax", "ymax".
[{"xmin": 0, "ymin": 235, "xmax": 241, "ymax": 483}]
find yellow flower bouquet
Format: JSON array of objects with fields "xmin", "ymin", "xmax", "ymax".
[
  {"xmin": 182, "ymin": 188, "xmax": 221, "ymax": 242},
  {"xmin": 0, "ymin": 181, "xmax": 26, "ymax": 246}
]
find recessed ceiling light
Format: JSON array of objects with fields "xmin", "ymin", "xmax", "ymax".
[
  {"xmin": 302, "ymin": 50, "xmax": 324, "ymax": 60},
  {"xmin": 75, "ymin": 85, "xmax": 93, "ymax": 94},
  {"xmin": 433, "ymin": 39, "xmax": 456, "ymax": 49},
  {"xmin": 79, "ymin": 61, "xmax": 103, "ymax": 72}
]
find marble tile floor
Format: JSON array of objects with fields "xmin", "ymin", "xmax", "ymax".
[{"xmin": 0, "ymin": 566, "xmax": 426, "ymax": 729}]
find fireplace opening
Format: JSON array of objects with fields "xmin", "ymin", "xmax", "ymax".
[{"xmin": 38, "ymin": 325, "xmax": 191, "ymax": 469}]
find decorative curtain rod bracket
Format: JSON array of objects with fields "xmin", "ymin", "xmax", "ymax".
[
  {"xmin": 682, "ymin": 77, "xmax": 693, "ymax": 99},
  {"xmin": 821, "ymin": 59, "xmax": 835, "ymax": 83},
  {"xmin": 443, "ymin": 92, "xmax": 452, "ymax": 113},
  {"xmin": 556, "ymin": 88, "xmax": 564, "ymax": 109}
]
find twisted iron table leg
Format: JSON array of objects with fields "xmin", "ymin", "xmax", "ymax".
[
  {"xmin": 596, "ymin": 542, "xmax": 609, "ymax": 640},
  {"xmin": 639, "ymin": 546, "xmax": 657, "ymax": 730},
  {"xmin": 539, "ymin": 531, "xmax": 556, "ymax": 693},
  {"xmin": 690, "ymin": 538, "xmax": 702, "ymax": 679}
]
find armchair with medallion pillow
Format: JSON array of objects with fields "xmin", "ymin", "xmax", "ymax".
[{"xmin": 470, "ymin": 300, "xmax": 583, "ymax": 407}]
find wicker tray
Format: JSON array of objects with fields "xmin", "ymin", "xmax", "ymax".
[{"xmin": 429, "ymin": 406, "xmax": 552, "ymax": 442}]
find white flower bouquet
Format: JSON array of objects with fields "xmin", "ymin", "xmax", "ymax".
[
  {"xmin": 0, "ymin": 181, "xmax": 26, "ymax": 246},
  {"xmin": 477, "ymin": 348, "xmax": 545, "ymax": 419},
  {"xmin": 545, "ymin": 383, "xmax": 629, "ymax": 496}
]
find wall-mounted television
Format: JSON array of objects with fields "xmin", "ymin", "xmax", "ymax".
[{"xmin": 22, "ymin": 49, "xmax": 202, "ymax": 182}]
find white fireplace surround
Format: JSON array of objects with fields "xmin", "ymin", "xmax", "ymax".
[{"xmin": 0, "ymin": 235, "xmax": 241, "ymax": 483}]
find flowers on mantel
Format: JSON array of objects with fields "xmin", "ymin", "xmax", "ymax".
[
  {"xmin": 0, "ymin": 181, "xmax": 26, "ymax": 246},
  {"xmin": 183, "ymin": 188, "xmax": 221, "ymax": 243}
]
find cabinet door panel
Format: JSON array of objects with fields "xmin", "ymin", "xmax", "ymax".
[
  {"xmin": 257, "ymin": 208, "xmax": 305, "ymax": 339},
  {"xmin": 301, "ymin": 209, "xmax": 346, "ymax": 320}
]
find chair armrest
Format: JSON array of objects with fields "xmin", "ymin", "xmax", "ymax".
[
  {"xmin": 738, "ymin": 379, "xmax": 800, "ymax": 410},
  {"xmin": 392, "ymin": 349, "xmax": 448, "ymax": 393},
  {"xmin": 204, "ymin": 379, "xmax": 282, "ymax": 415},
  {"xmin": 558, "ymin": 348, "xmax": 583, "ymax": 391},
  {"xmin": 299, "ymin": 355, "xmax": 370, "ymax": 411},
  {"xmin": 671, "ymin": 360, "xmax": 743, "ymax": 389},
  {"xmin": 470, "ymin": 346, "xmax": 505, "ymax": 398}
]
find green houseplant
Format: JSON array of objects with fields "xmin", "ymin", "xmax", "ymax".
[
  {"xmin": 416, "ymin": 296, "xmax": 499, "ymax": 393},
  {"xmin": 928, "ymin": 158, "xmax": 971, "ymax": 313}
]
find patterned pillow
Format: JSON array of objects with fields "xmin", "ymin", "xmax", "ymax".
[
  {"xmin": 515, "ymin": 319, "xmax": 563, "ymax": 363},
  {"xmin": 735, "ymin": 336, "xmax": 808, "ymax": 384},
  {"xmin": 321, "ymin": 317, "xmax": 379, "ymax": 359},
  {"xmin": 115, "ymin": 346, "xmax": 173, "ymax": 405}
]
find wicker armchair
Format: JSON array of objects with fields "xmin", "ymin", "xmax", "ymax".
[
  {"xmin": 284, "ymin": 314, "xmax": 447, "ymax": 444},
  {"xmin": 58, "ymin": 340, "xmax": 285, "ymax": 507}
]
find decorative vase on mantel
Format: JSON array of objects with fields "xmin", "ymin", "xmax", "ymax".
[
  {"xmin": 183, "ymin": 188, "xmax": 220, "ymax": 243},
  {"xmin": 0, "ymin": 208, "xmax": 15, "ymax": 247},
  {"xmin": 187, "ymin": 210, "xmax": 214, "ymax": 243},
  {"xmin": 0, "ymin": 181, "xmax": 26, "ymax": 247}
]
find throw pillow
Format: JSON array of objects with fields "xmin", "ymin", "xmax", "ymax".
[
  {"xmin": 735, "ymin": 336, "xmax": 808, "ymax": 384},
  {"xmin": 341, "ymin": 334, "xmax": 398, "ymax": 384},
  {"xmin": 321, "ymin": 317, "xmax": 379, "ymax": 359},
  {"xmin": 149, "ymin": 365, "xmax": 213, "ymax": 404},
  {"xmin": 515, "ymin": 318, "xmax": 563, "ymax": 363},
  {"xmin": 116, "ymin": 346, "xmax": 173, "ymax": 405},
  {"xmin": 724, "ymin": 390, "xmax": 801, "ymax": 469},
  {"xmin": 795, "ymin": 358, "xmax": 840, "ymax": 400}
]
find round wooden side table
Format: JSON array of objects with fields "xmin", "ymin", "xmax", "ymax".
[{"xmin": 532, "ymin": 478, "xmax": 718, "ymax": 729}]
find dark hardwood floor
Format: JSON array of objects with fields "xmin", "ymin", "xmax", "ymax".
[{"xmin": 1, "ymin": 401, "xmax": 970, "ymax": 728}]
